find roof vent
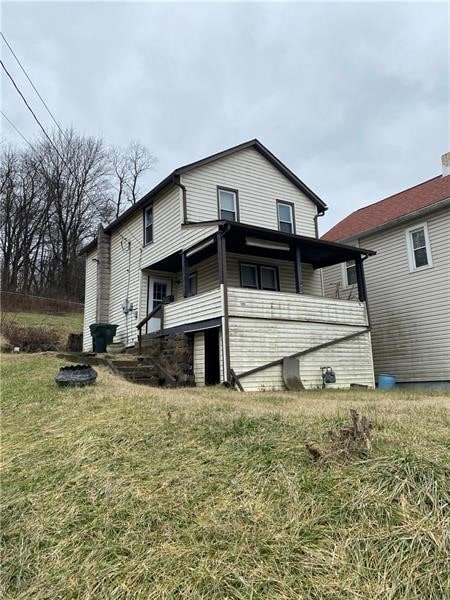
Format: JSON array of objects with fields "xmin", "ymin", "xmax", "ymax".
[{"xmin": 441, "ymin": 152, "xmax": 450, "ymax": 177}]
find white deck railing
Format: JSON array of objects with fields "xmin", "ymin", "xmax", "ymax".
[
  {"xmin": 163, "ymin": 286, "xmax": 368, "ymax": 330},
  {"xmin": 164, "ymin": 288, "xmax": 222, "ymax": 328},
  {"xmin": 227, "ymin": 287, "xmax": 368, "ymax": 326}
]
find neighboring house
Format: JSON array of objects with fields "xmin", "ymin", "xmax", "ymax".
[
  {"xmin": 322, "ymin": 153, "xmax": 450, "ymax": 388},
  {"xmin": 81, "ymin": 139, "xmax": 376, "ymax": 391}
]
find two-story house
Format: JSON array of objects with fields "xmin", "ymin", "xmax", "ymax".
[
  {"xmin": 82, "ymin": 139, "xmax": 375, "ymax": 391},
  {"xmin": 322, "ymin": 153, "xmax": 450, "ymax": 388}
]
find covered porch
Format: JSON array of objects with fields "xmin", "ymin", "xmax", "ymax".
[{"xmin": 136, "ymin": 222, "xmax": 375, "ymax": 389}]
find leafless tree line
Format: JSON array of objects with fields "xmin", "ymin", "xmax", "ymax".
[{"xmin": 0, "ymin": 128, "xmax": 155, "ymax": 301}]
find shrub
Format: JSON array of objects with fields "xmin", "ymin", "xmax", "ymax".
[{"xmin": 0, "ymin": 320, "xmax": 59, "ymax": 352}]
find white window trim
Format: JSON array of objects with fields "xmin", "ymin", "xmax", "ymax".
[
  {"xmin": 218, "ymin": 188, "xmax": 238, "ymax": 221},
  {"xmin": 277, "ymin": 201, "xmax": 294, "ymax": 233},
  {"xmin": 405, "ymin": 222, "xmax": 433, "ymax": 273},
  {"xmin": 341, "ymin": 261, "xmax": 357, "ymax": 289}
]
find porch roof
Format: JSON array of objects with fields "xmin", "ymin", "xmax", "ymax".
[{"xmin": 149, "ymin": 220, "xmax": 376, "ymax": 272}]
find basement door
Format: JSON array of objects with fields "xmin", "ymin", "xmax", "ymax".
[
  {"xmin": 204, "ymin": 328, "xmax": 221, "ymax": 385},
  {"xmin": 146, "ymin": 276, "xmax": 171, "ymax": 333}
]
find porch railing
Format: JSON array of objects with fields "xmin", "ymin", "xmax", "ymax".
[{"xmin": 136, "ymin": 303, "xmax": 163, "ymax": 355}]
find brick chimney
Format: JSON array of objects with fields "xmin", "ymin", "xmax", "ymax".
[
  {"xmin": 441, "ymin": 152, "xmax": 450, "ymax": 177},
  {"xmin": 96, "ymin": 224, "xmax": 111, "ymax": 323}
]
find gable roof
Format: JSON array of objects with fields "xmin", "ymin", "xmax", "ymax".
[
  {"xmin": 81, "ymin": 139, "xmax": 327, "ymax": 254},
  {"xmin": 322, "ymin": 174, "xmax": 450, "ymax": 242},
  {"xmin": 174, "ymin": 138, "xmax": 327, "ymax": 211}
]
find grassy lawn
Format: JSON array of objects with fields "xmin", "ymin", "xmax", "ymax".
[
  {"xmin": 2, "ymin": 311, "xmax": 83, "ymax": 336},
  {"xmin": 1, "ymin": 353, "xmax": 449, "ymax": 599},
  {"xmin": 0, "ymin": 311, "xmax": 83, "ymax": 350}
]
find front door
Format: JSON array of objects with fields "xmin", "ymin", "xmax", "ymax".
[{"xmin": 147, "ymin": 276, "xmax": 171, "ymax": 333}]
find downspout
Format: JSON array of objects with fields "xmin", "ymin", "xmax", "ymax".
[
  {"xmin": 314, "ymin": 207, "xmax": 326, "ymax": 239},
  {"xmin": 361, "ymin": 254, "xmax": 372, "ymax": 328},
  {"xmin": 172, "ymin": 174, "xmax": 188, "ymax": 224},
  {"xmin": 314, "ymin": 207, "xmax": 327, "ymax": 295}
]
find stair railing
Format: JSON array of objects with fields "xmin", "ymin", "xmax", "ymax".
[{"xmin": 136, "ymin": 303, "xmax": 163, "ymax": 355}]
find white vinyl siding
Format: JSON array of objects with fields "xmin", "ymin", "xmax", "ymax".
[
  {"xmin": 227, "ymin": 253, "xmax": 322, "ymax": 296},
  {"xmin": 193, "ymin": 332, "xmax": 205, "ymax": 385},
  {"xmin": 164, "ymin": 289, "xmax": 222, "ymax": 329},
  {"xmin": 107, "ymin": 185, "xmax": 218, "ymax": 346},
  {"xmin": 181, "ymin": 147, "xmax": 317, "ymax": 236},
  {"xmin": 227, "ymin": 287, "xmax": 373, "ymax": 391},
  {"xmin": 322, "ymin": 206, "xmax": 450, "ymax": 382},
  {"xmin": 82, "ymin": 249, "xmax": 98, "ymax": 351}
]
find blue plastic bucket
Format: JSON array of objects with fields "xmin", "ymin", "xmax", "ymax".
[{"xmin": 378, "ymin": 373, "xmax": 396, "ymax": 390}]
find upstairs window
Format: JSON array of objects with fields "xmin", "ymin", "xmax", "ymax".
[
  {"xmin": 240, "ymin": 263, "xmax": 279, "ymax": 291},
  {"xmin": 218, "ymin": 188, "xmax": 239, "ymax": 221},
  {"xmin": 144, "ymin": 206, "xmax": 153, "ymax": 245},
  {"xmin": 406, "ymin": 223, "xmax": 433, "ymax": 271},
  {"xmin": 277, "ymin": 201, "xmax": 295, "ymax": 233},
  {"xmin": 344, "ymin": 260, "xmax": 357, "ymax": 287}
]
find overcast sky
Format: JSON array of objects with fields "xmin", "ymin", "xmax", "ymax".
[{"xmin": 1, "ymin": 1, "xmax": 448, "ymax": 233}]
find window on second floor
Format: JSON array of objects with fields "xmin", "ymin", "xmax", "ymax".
[
  {"xmin": 144, "ymin": 205, "xmax": 153, "ymax": 245},
  {"xmin": 277, "ymin": 201, "xmax": 295, "ymax": 234},
  {"xmin": 343, "ymin": 260, "xmax": 357, "ymax": 287},
  {"xmin": 240, "ymin": 263, "xmax": 279, "ymax": 291},
  {"xmin": 218, "ymin": 188, "xmax": 239, "ymax": 221},
  {"xmin": 406, "ymin": 223, "xmax": 433, "ymax": 272}
]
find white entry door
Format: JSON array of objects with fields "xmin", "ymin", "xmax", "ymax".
[{"xmin": 147, "ymin": 276, "xmax": 171, "ymax": 333}]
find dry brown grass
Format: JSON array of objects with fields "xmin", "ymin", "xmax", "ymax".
[{"xmin": 1, "ymin": 353, "xmax": 449, "ymax": 599}]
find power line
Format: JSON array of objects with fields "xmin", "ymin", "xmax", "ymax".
[
  {"xmin": 1, "ymin": 59, "xmax": 65, "ymax": 158},
  {"xmin": 1, "ymin": 57, "xmax": 144, "ymax": 250},
  {"xmin": 0, "ymin": 31, "xmax": 66, "ymax": 138},
  {"xmin": 0, "ymin": 109, "xmax": 33, "ymax": 148}
]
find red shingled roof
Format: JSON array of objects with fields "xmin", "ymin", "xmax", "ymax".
[{"xmin": 322, "ymin": 174, "xmax": 450, "ymax": 241}]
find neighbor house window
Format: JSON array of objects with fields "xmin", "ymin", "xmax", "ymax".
[
  {"xmin": 218, "ymin": 188, "xmax": 239, "ymax": 221},
  {"xmin": 406, "ymin": 223, "xmax": 433, "ymax": 272},
  {"xmin": 187, "ymin": 272, "xmax": 197, "ymax": 297},
  {"xmin": 144, "ymin": 206, "xmax": 153, "ymax": 245},
  {"xmin": 277, "ymin": 201, "xmax": 295, "ymax": 234},
  {"xmin": 240, "ymin": 263, "xmax": 279, "ymax": 291},
  {"xmin": 344, "ymin": 260, "xmax": 357, "ymax": 287}
]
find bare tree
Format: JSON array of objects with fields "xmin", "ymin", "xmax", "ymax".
[
  {"xmin": 110, "ymin": 141, "xmax": 156, "ymax": 216},
  {"xmin": 0, "ymin": 130, "xmax": 156, "ymax": 301}
]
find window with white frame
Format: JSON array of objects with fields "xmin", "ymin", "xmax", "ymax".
[
  {"xmin": 343, "ymin": 260, "xmax": 357, "ymax": 287},
  {"xmin": 406, "ymin": 223, "xmax": 433, "ymax": 272},
  {"xmin": 218, "ymin": 188, "xmax": 238, "ymax": 221},
  {"xmin": 277, "ymin": 201, "xmax": 295, "ymax": 233},
  {"xmin": 144, "ymin": 205, "xmax": 153, "ymax": 245},
  {"xmin": 240, "ymin": 263, "xmax": 279, "ymax": 291}
]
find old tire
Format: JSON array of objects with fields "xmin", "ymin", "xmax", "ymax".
[{"xmin": 55, "ymin": 364, "xmax": 97, "ymax": 387}]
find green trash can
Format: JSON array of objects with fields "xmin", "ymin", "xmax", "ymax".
[{"xmin": 89, "ymin": 323, "xmax": 118, "ymax": 353}]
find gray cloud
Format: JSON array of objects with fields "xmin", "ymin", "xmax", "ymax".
[{"xmin": 2, "ymin": 1, "xmax": 448, "ymax": 233}]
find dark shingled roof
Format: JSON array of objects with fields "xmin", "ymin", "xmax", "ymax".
[{"xmin": 81, "ymin": 138, "xmax": 327, "ymax": 254}]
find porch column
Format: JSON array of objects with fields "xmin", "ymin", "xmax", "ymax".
[
  {"xmin": 355, "ymin": 257, "xmax": 367, "ymax": 302},
  {"xmin": 181, "ymin": 251, "xmax": 189, "ymax": 297},
  {"xmin": 217, "ymin": 231, "xmax": 231, "ymax": 383},
  {"xmin": 294, "ymin": 245, "xmax": 304, "ymax": 294}
]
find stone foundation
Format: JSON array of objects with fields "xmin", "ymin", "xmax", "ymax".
[{"xmin": 141, "ymin": 333, "xmax": 194, "ymax": 384}]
